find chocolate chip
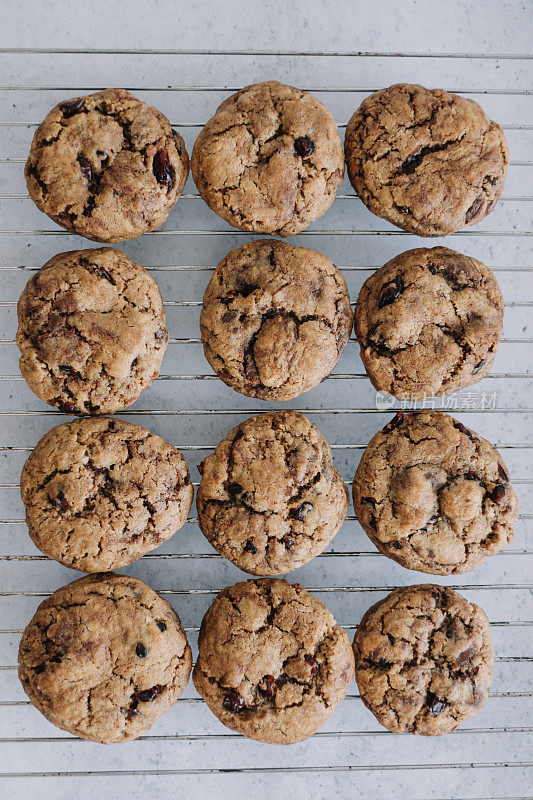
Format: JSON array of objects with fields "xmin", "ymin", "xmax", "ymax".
[
  {"xmin": 294, "ymin": 137, "xmax": 315, "ymax": 158},
  {"xmin": 453, "ymin": 421, "xmax": 477, "ymax": 443},
  {"xmin": 58, "ymin": 401, "xmax": 80, "ymax": 415},
  {"xmin": 49, "ymin": 652, "xmax": 63, "ymax": 664},
  {"xmin": 50, "ymin": 490, "xmax": 69, "ymax": 511},
  {"xmin": 368, "ymin": 328, "xmax": 390, "ymax": 356},
  {"xmin": 153, "ymin": 149, "xmax": 175, "ymax": 190},
  {"xmin": 473, "ymin": 360, "xmax": 485, "ymax": 374},
  {"xmin": 428, "ymin": 692, "xmax": 448, "ymax": 715},
  {"xmin": 97, "ymin": 266, "xmax": 115, "ymax": 284},
  {"xmin": 136, "ymin": 685, "xmax": 163, "ymax": 703},
  {"xmin": 157, "ymin": 620, "xmax": 167, "ymax": 632},
  {"xmin": 33, "ymin": 663, "xmax": 46, "ymax": 674},
  {"xmin": 305, "ymin": 655, "xmax": 318, "ymax": 677},
  {"xmin": 59, "ymin": 365, "xmax": 80, "ymax": 378},
  {"xmin": 223, "ymin": 689, "xmax": 245, "ymax": 713},
  {"xmin": 59, "ymin": 98, "xmax": 84, "ymax": 117},
  {"xmin": 378, "ymin": 276, "xmax": 404, "ymax": 309},
  {"xmin": 290, "ymin": 501, "xmax": 313, "ymax": 521},
  {"xmin": 260, "ymin": 675, "xmax": 276, "ymax": 698},
  {"xmin": 464, "ymin": 471, "xmax": 478, "ymax": 481},
  {"xmin": 171, "ymin": 130, "xmax": 182, "ymax": 155},
  {"xmin": 384, "ymin": 411, "xmax": 404, "ymax": 432},
  {"xmin": 397, "ymin": 206, "xmax": 410, "ymax": 214},
  {"xmin": 77, "ymin": 155, "xmax": 94, "ymax": 189},
  {"xmin": 227, "ymin": 482, "xmax": 243, "ymax": 497},
  {"xmin": 498, "ymin": 464, "xmax": 508, "ymax": 482},
  {"xmin": 490, "ymin": 483, "xmax": 506, "ymax": 504},
  {"xmin": 244, "ymin": 539, "xmax": 257, "ymax": 554},
  {"xmin": 483, "ymin": 175, "xmax": 498, "ymax": 187},
  {"xmin": 401, "ymin": 145, "xmax": 423, "ymax": 173},
  {"xmin": 136, "ymin": 642, "xmax": 148, "ymax": 658},
  {"xmin": 283, "ymin": 535, "xmax": 295, "ymax": 548},
  {"xmin": 465, "ymin": 196, "xmax": 484, "ymax": 224},
  {"xmin": 155, "ymin": 328, "xmax": 167, "ymax": 341}
]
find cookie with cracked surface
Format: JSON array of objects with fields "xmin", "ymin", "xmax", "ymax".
[
  {"xmin": 21, "ymin": 417, "xmax": 193, "ymax": 572},
  {"xmin": 193, "ymin": 578, "xmax": 355, "ymax": 744},
  {"xmin": 26, "ymin": 88, "xmax": 188, "ymax": 243},
  {"xmin": 354, "ymin": 247, "xmax": 504, "ymax": 399},
  {"xmin": 18, "ymin": 573, "xmax": 192, "ymax": 743},
  {"xmin": 353, "ymin": 584, "xmax": 493, "ymax": 735},
  {"xmin": 200, "ymin": 239, "xmax": 353, "ymax": 400},
  {"xmin": 16, "ymin": 248, "xmax": 168, "ymax": 415},
  {"xmin": 353, "ymin": 411, "xmax": 518, "ymax": 575},
  {"xmin": 197, "ymin": 411, "xmax": 349, "ymax": 575},
  {"xmin": 345, "ymin": 83, "xmax": 509, "ymax": 237},
  {"xmin": 191, "ymin": 81, "xmax": 344, "ymax": 235}
]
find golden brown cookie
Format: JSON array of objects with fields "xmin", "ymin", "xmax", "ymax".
[
  {"xmin": 21, "ymin": 417, "xmax": 193, "ymax": 572},
  {"xmin": 18, "ymin": 573, "xmax": 192, "ymax": 743},
  {"xmin": 200, "ymin": 239, "xmax": 353, "ymax": 400},
  {"xmin": 193, "ymin": 578, "xmax": 355, "ymax": 744},
  {"xmin": 354, "ymin": 247, "xmax": 504, "ymax": 399},
  {"xmin": 353, "ymin": 585, "xmax": 494, "ymax": 735},
  {"xmin": 26, "ymin": 88, "xmax": 189, "ymax": 242},
  {"xmin": 345, "ymin": 83, "xmax": 509, "ymax": 236},
  {"xmin": 191, "ymin": 81, "xmax": 344, "ymax": 235},
  {"xmin": 352, "ymin": 411, "xmax": 518, "ymax": 575},
  {"xmin": 17, "ymin": 248, "xmax": 168, "ymax": 414},
  {"xmin": 197, "ymin": 411, "xmax": 349, "ymax": 575}
]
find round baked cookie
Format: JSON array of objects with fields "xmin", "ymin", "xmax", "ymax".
[
  {"xmin": 197, "ymin": 411, "xmax": 349, "ymax": 575},
  {"xmin": 193, "ymin": 578, "xmax": 355, "ymax": 744},
  {"xmin": 191, "ymin": 81, "xmax": 344, "ymax": 235},
  {"xmin": 354, "ymin": 247, "xmax": 504, "ymax": 399},
  {"xmin": 353, "ymin": 584, "xmax": 493, "ymax": 735},
  {"xmin": 345, "ymin": 83, "xmax": 509, "ymax": 236},
  {"xmin": 200, "ymin": 239, "xmax": 353, "ymax": 400},
  {"xmin": 16, "ymin": 248, "xmax": 168, "ymax": 414},
  {"xmin": 26, "ymin": 88, "xmax": 189, "ymax": 242},
  {"xmin": 21, "ymin": 417, "xmax": 193, "ymax": 572},
  {"xmin": 18, "ymin": 573, "xmax": 192, "ymax": 743},
  {"xmin": 353, "ymin": 410, "xmax": 518, "ymax": 575}
]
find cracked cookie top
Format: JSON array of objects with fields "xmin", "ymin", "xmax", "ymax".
[
  {"xmin": 353, "ymin": 584, "xmax": 493, "ymax": 735},
  {"xmin": 353, "ymin": 411, "xmax": 518, "ymax": 575},
  {"xmin": 200, "ymin": 239, "xmax": 353, "ymax": 400},
  {"xmin": 345, "ymin": 83, "xmax": 509, "ymax": 236},
  {"xmin": 191, "ymin": 81, "xmax": 344, "ymax": 235},
  {"xmin": 21, "ymin": 417, "xmax": 193, "ymax": 572},
  {"xmin": 18, "ymin": 573, "xmax": 192, "ymax": 743},
  {"xmin": 197, "ymin": 411, "xmax": 349, "ymax": 575},
  {"xmin": 193, "ymin": 578, "xmax": 355, "ymax": 744},
  {"xmin": 354, "ymin": 247, "xmax": 504, "ymax": 399},
  {"xmin": 26, "ymin": 88, "xmax": 189, "ymax": 243},
  {"xmin": 16, "ymin": 247, "xmax": 168, "ymax": 414}
]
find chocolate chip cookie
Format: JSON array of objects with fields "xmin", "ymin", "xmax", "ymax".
[
  {"xmin": 191, "ymin": 81, "xmax": 344, "ymax": 235},
  {"xmin": 21, "ymin": 417, "xmax": 193, "ymax": 572},
  {"xmin": 193, "ymin": 578, "xmax": 355, "ymax": 744},
  {"xmin": 354, "ymin": 247, "xmax": 504, "ymax": 399},
  {"xmin": 345, "ymin": 83, "xmax": 509, "ymax": 236},
  {"xmin": 200, "ymin": 239, "xmax": 353, "ymax": 400},
  {"xmin": 353, "ymin": 585, "xmax": 493, "ymax": 735},
  {"xmin": 18, "ymin": 573, "xmax": 192, "ymax": 743},
  {"xmin": 26, "ymin": 88, "xmax": 189, "ymax": 242},
  {"xmin": 16, "ymin": 248, "xmax": 168, "ymax": 415},
  {"xmin": 197, "ymin": 411, "xmax": 349, "ymax": 575},
  {"xmin": 353, "ymin": 411, "xmax": 518, "ymax": 575}
]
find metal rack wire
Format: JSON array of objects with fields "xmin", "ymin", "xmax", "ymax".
[{"xmin": 0, "ymin": 47, "xmax": 531, "ymax": 794}]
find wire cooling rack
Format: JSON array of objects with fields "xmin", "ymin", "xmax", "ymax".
[{"xmin": 0, "ymin": 48, "xmax": 531, "ymax": 800}]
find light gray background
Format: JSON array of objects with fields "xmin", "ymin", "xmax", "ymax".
[{"xmin": 0, "ymin": 1, "xmax": 532, "ymax": 798}]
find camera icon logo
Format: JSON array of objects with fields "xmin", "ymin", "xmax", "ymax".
[{"xmin": 375, "ymin": 391, "xmax": 396, "ymax": 410}]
